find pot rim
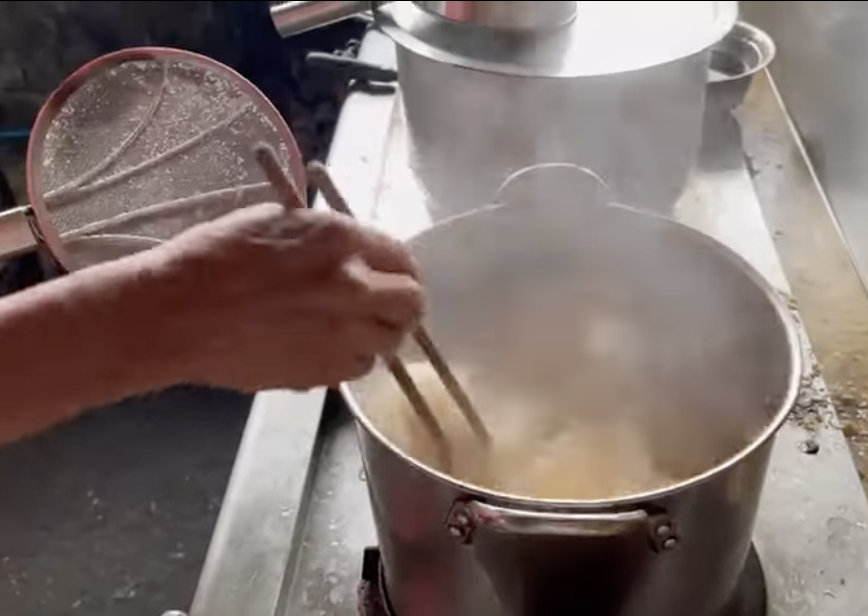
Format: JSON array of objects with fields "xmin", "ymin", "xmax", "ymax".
[
  {"xmin": 341, "ymin": 202, "xmax": 803, "ymax": 510},
  {"xmin": 377, "ymin": 1, "xmax": 739, "ymax": 79}
]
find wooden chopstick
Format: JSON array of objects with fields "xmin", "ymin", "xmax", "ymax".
[
  {"xmin": 306, "ymin": 159, "xmax": 491, "ymax": 444},
  {"xmin": 411, "ymin": 328, "xmax": 490, "ymax": 442},
  {"xmin": 252, "ymin": 143, "xmax": 458, "ymax": 460},
  {"xmin": 254, "ymin": 144, "xmax": 307, "ymax": 210}
]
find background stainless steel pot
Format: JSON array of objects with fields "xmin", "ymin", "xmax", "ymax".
[
  {"xmin": 271, "ymin": 1, "xmax": 738, "ymax": 217},
  {"xmin": 378, "ymin": 1, "xmax": 737, "ymax": 218},
  {"xmin": 344, "ymin": 164, "xmax": 801, "ymax": 616}
]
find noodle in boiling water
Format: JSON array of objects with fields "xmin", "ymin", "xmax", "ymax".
[{"xmin": 364, "ymin": 361, "xmax": 678, "ymax": 500}]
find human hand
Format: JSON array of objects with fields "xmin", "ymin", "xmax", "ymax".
[{"xmin": 149, "ymin": 202, "xmax": 424, "ymax": 392}]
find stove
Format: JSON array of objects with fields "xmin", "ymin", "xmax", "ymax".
[
  {"xmin": 357, "ymin": 544, "xmax": 765, "ymax": 616},
  {"xmin": 357, "ymin": 548, "xmax": 391, "ymax": 616},
  {"xmin": 186, "ymin": 30, "xmax": 868, "ymax": 616}
]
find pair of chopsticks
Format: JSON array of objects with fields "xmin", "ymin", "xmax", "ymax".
[{"xmin": 253, "ymin": 143, "xmax": 490, "ymax": 461}]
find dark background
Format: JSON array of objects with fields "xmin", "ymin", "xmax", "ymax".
[{"xmin": 0, "ymin": 2, "xmax": 362, "ymax": 614}]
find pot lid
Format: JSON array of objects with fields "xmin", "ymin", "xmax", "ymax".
[{"xmin": 377, "ymin": 1, "xmax": 738, "ymax": 78}]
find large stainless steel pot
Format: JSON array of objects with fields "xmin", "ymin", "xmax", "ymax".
[
  {"xmin": 378, "ymin": 1, "xmax": 737, "ymax": 218},
  {"xmin": 271, "ymin": 1, "xmax": 738, "ymax": 217},
  {"xmin": 344, "ymin": 164, "xmax": 801, "ymax": 616}
]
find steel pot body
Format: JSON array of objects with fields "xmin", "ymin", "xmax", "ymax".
[
  {"xmin": 343, "ymin": 164, "xmax": 800, "ymax": 616},
  {"xmin": 377, "ymin": 2, "xmax": 737, "ymax": 219},
  {"xmin": 396, "ymin": 51, "xmax": 708, "ymax": 219}
]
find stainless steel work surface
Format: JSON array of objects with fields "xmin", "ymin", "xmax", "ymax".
[
  {"xmin": 191, "ymin": 30, "xmax": 868, "ymax": 616},
  {"xmin": 741, "ymin": 0, "xmax": 868, "ymax": 497},
  {"xmin": 742, "ymin": 2, "xmax": 868, "ymax": 291}
]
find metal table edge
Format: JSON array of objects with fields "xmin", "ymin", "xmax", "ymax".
[{"xmin": 188, "ymin": 30, "xmax": 399, "ymax": 616}]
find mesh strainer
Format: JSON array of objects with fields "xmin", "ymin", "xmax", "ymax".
[{"xmin": 0, "ymin": 47, "xmax": 304, "ymax": 272}]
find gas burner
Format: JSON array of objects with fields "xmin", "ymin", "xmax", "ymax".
[
  {"xmin": 720, "ymin": 546, "xmax": 767, "ymax": 616},
  {"xmin": 357, "ymin": 546, "xmax": 766, "ymax": 616},
  {"xmin": 358, "ymin": 547, "xmax": 394, "ymax": 616}
]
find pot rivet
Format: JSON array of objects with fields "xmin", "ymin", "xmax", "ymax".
[
  {"xmin": 662, "ymin": 538, "xmax": 678, "ymax": 550},
  {"xmin": 656, "ymin": 525, "xmax": 672, "ymax": 537},
  {"xmin": 448, "ymin": 525, "xmax": 464, "ymax": 538},
  {"xmin": 454, "ymin": 512, "xmax": 470, "ymax": 526}
]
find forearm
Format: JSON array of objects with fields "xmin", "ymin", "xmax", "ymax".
[{"xmin": 0, "ymin": 252, "xmax": 185, "ymax": 445}]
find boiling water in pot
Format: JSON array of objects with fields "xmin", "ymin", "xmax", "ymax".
[
  {"xmin": 360, "ymin": 272, "xmax": 762, "ymax": 501},
  {"xmin": 364, "ymin": 355, "xmax": 700, "ymax": 501}
]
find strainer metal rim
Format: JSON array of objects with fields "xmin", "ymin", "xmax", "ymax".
[{"xmin": 26, "ymin": 46, "xmax": 306, "ymax": 272}]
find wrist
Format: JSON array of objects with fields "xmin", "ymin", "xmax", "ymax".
[
  {"xmin": 0, "ymin": 249, "xmax": 193, "ymax": 439},
  {"xmin": 101, "ymin": 247, "xmax": 204, "ymax": 390},
  {"xmin": 43, "ymin": 248, "xmax": 197, "ymax": 395}
]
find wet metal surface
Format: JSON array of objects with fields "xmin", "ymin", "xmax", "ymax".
[
  {"xmin": 0, "ymin": 387, "xmax": 249, "ymax": 616},
  {"xmin": 740, "ymin": 70, "xmax": 868, "ymax": 490},
  {"xmin": 193, "ymin": 30, "xmax": 868, "ymax": 616},
  {"xmin": 281, "ymin": 399, "xmax": 375, "ymax": 616},
  {"xmin": 741, "ymin": 2, "xmax": 868, "ymax": 487}
]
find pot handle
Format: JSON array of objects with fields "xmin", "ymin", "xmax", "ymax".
[
  {"xmin": 446, "ymin": 500, "xmax": 678, "ymax": 552},
  {"xmin": 446, "ymin": 500, "xmax": 678, "ymax": 616},
  {"xmin": 495, "ymin": 163, "xmax": 616, "ymax": 213}
]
